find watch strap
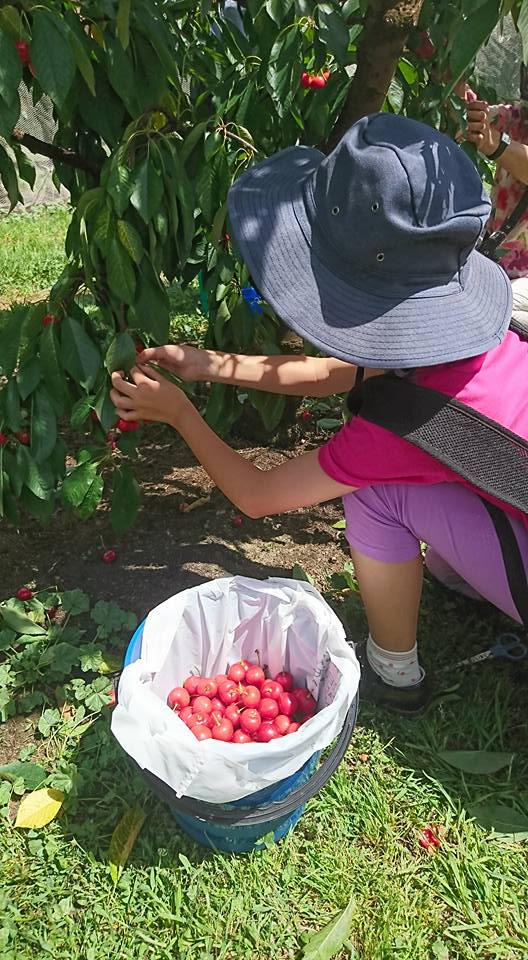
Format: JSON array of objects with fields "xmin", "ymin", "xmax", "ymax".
[{"xmin": 488, "ymin": 132, "xmax": 511, "ymax": 162}]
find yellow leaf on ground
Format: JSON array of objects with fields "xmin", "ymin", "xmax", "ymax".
[
  {"xmin": 15, "ymin": 788, "xmax": 64, "ymax": 829},
  {"xmin": 108, "ymin": 806, "xmax": 146, "ymax": 883},
  {"xmin": 183, "ymin": 495, "xmax": 210, "ymax": 513}
]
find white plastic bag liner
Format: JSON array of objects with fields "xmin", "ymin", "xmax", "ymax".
[{"xmin": 111, "ymin": 576, "xmax": 360, "ymax": 804}]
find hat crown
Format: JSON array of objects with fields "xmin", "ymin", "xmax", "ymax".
[{"xmin": 310, "ymin": 114, "xmax": 490, "ymax": 278}]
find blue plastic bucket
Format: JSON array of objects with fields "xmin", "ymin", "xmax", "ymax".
[{"xmin": 121, "ymin": 621, "xmax": 357, "ymax": 853}]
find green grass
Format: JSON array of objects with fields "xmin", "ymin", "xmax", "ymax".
[
  {"xmin": 1, "ymin": 578, "xmax": 528, "ymax": 960},
  {"xmin": 0, "ymin": 205, "xmax": 71, "ymax": 303}
]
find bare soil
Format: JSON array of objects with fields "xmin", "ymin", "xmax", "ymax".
[{"xmin": 0, "ymin": 427, "xmax": 349, "ymax": 621}]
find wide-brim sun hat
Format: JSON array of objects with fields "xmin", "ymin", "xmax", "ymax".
[{"xmin": 227, "ymin": 113, "xmax": 512, "ymax": 369}]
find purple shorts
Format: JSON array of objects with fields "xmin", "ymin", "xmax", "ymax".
[{"xmin": 343, "ymin": 483, "xmax": 528, "ymax": 624}]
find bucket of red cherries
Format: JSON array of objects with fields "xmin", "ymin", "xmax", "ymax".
[{"xmin": 167, "ymin": 658, "xmax": 317, "ymax": 744}]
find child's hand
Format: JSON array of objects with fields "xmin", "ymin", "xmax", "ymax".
[
  {"xmin": 137, "ymin": 344, "xmax": 209, "ymax": 382},
  {"xmin": 110, "ymin": 364, "xmax": 190, "ymax": 426}
]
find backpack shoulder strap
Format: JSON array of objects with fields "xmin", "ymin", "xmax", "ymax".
[{"xmin": 355, "ymin": 375, "xmax": 528, "ymax": 515}]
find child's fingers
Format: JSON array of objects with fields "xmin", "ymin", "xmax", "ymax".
[
  {"xmin": 111, "ymin": 370, "xmax": 136, "ymax": 397},
  {"xmin": 135, "ymin": 362, "xmax": 165, "ymax": 383},
  {"xmin": 110, "ymin": 388, "xmax": 136, "ymax": 410}
]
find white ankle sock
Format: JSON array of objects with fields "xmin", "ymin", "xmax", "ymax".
[{"xmin": 366, "ymin": 634, "xmax": 424, "ymax": 688}]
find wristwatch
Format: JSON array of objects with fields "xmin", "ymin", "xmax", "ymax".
[{"xmin": 487, "ymin": 132, "xmax": 511, "ymax": 162}]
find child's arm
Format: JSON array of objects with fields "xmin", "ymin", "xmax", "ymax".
[
  {"xmin": 138, "ymin": 344, "xmax": 357, "ymax": 397},
  {"xmin": 110, "ymin": 366, "xmax": 356, "ymax": 516}
]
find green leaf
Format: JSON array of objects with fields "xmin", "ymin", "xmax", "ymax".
[
  {"xmin": 0, "ymin": 27, "xmax": 22, "ymax": 106},
  {"xmin": 106, "ymin": 331, "xmax": 136, "ymax": 375},
  {"xmin": 70, "ymin": 395, "xmax": 94, "ymax": 430},
  {"xmin": 519, "ymin": 0, "xmax": 528, "ymax": 67},
  {"xmin": 0, "ymin": 142, "xmax": 21, "ymax": 211},
  {"xmin": 317, "ymin": 5, "xmax": 350, "ymax": 66},
  {"xmin": 117, "ymin": 220, "xmax": 143, "ymax": 265},
  {"xmin": 61, "ymin": 315, "xmax": 100, "ymax": 390},
  {"xmin": 448, "ymin": 0, "xmax": 501, "ymax": 89},
  {"xmin": 31, "ymin": 388, "xmax": 57, "ymax": 465},
  {"xmin": 292, "ymin": 563, "xmax": 314, "ymax": 585},
  {"xmin": 0, "ymin": 88, "xmax": 19, "ymax": 140},
  {"xmin": 265, "ymin": 0, "xmax": 293, "ymax": 26},
  {"xmin": 0, "ymin": 762, "xmax": 47, "ymax": 791},
  {"xmin": 332, "ymin": 519, "xmax": 346, "ymax": 530},
  {"xmin": 76, "ymin": 471, "xmax": 104, "ymax": 520},
  {"xmin": 17, "ymin": 357, "xmax": 41, "ymax": 400},
  {"xmin": 37, "ymin": 708, "xmax": 61, "ymax": 737},
  {"xmin": 439, "ymin": 751, "xmax": 514, "ymax": 775},
  {"xmin": 300, "ymin": 896, "xmax": 355, "ymax": 959},
  {"xmin": 468, "ymin": 802, "xmax": 528, "ymax": 839},
  {"xmin": 61, "ymin": 461, "xmax": 98, "ymax": 509},
  {"xmin": 267, "ymin": 26, "xmax": 302, "ymax": 118},
  {"xmin": 0, "ymin": 605, "xmax": 46, "ymax": 636},
  {"xmin": 130, "ymin": 157, "xmax": 163, "ymax": 225},
  {"xmin": 248, "ymin": 389, "xmax": 286, "ymax": 432},
  {"xmin": 68, "ymin": 30, "xmax": 96, "ymax": 96},
  {"xmin": 31, "ymin": 10, "xmax": 76, "ymax": 107},
  {"xmin": 0, "ymin": 306, "xmax": 26, "ymax": 376},
  {"xmin": 131, "ymin": 271, "xmax": 170, "ymax": 344},
  {"xmin": 4, "ymin": 377, "xmax": 21, "ymax": 432},
  {"xmin": 117, "ymin": 0, "xmax": 132, "ymax": 50},
  {"xmin": 111, "ymin": 465, "xmax": 140, "ymax": 534},
  {"xmin": 90, "ymin": 600, "xmax": 136, "ymax": 639},
  {"xmin": 107, "ymin": 236, "xmax": 136, "ymax": 304},
  {"xmin": 107, "ymin": 164, "xmax": 133, "ymax": 217},
  {"xmin": 40, "ymin": 325, "xmax": 69, "ymax": 411},
  {"xmin": 61, "ymin": 589, "xmax": 89, "ymax": 615},
  {"xmin": 108, "ymin": 805, "xmax": 146, "ymax": 884},
  {"xmin": 94, "ymin": 382, "xmax": 118, "ymax": 431}
]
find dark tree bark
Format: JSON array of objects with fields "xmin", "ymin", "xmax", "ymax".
[
  {"xmin": 325, "ymin": 0, "xmax": 425, "ymax": 153},
  {"xmin": 11, "ymin": 130, "xmax": 101, "ymax": 178}
]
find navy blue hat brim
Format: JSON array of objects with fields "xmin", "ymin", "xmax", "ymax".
[{"xmin": 228, "ymin": 145, "xmax": 512, "ymax": 368}]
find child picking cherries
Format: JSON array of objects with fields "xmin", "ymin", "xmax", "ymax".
[{"xmin": 166, "ymin": 658, "xmax": 317, "ymax": 743}]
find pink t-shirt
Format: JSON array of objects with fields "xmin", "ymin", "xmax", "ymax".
[{"xmin": 318, "ymin": 331, "xmax": 528, "ymax": 531}]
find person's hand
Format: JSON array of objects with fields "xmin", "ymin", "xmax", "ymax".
[
  {"xmin": 465, "ymin": 100, "xmax": 500, "ymax": 157},
  {"xmin": 136, "ymin": 344, "xmax": 209, "ymax": 382},
  {"xmin": 110, "ymin": 365, "xmax": 191, "ymax": 426}
]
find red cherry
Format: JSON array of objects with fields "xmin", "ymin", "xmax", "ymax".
[
  {"xmin": 196, "ymin": 678, "xmax": 218, "ymax": 698},
  {"xmin": 232, "ymin": 514, "xmax": 244, "ymax": 527},
  {"xmin": 240, "ymin": 708, "xmax": 261, "ymax": 735},
  {"xmin": 16, "ymin": 587, "xmax": 33, "ymax": 601},
  {"xmin": 232, "ymin": 729, "xmax": 252, "ymax": 743},
  {"xmin": 309, "ymin": 74, "xmax": 326, "ymax": 89},
  {"xmin": 135, "ymin": 343, "xmax": 145, "ymax": 355},
  {"xmin": 15, "ymin": 431, "xmax": 30, "ymax": 445},
  {"xmin": 0, "ymin": 433, "xmax": 8, "ymax": 446},
  {"xmin": 214, "ymin": 673, "xmax": 229, "ymax": 687},
  {"xmin": 224, "ymin": 703, "xmax": 242, "ymax": 729},
  {"xmin": 179, "ymin": 706, "xmax": 194, "ymax": 723},
  {"xmin": 240, "ymin": 685, "xmax": 261, "ymax": 709},
  {"xmin": 212, "ymin": 718, "xmax": 234, "ymax": 741},
  {"xmin": 259, "ymin": 697, "xmax": 279, "ymax": 720},
  {"xmin": 192, "ymin": 724, "xmax": 213, "ymax": 741},
  {"xmin": 296, "ymin": 689, "xmax": 316, "ymax": 714},
  {"xmin": 178, "ymin": 502, "xmax": 189, "ymax": 513},
  {"xmin": 261, "ymin": 679, "xmax": 282, "ymax": 701},
  {"xmin": 218, "ymin": 680, "xmax": 240, "ymax": 705},
  {"xmin": 300, "ymin": 409, "xmax": 312, "ymax": 421},
  {"xmin": 184, "ymin": 676, "xmax": 200, "ymax": 695},
  {"xmin": 275, "ymin": 714, "xmax": 291, "ymax": 735},
  {"xmin": 416, "ymin": 31, "xmax": 436, "ymax": 60},
  {"xmin": 15, "ymin": 40, "xmax": 30, "ymax": 65},
  {"xmin": 192, "ymin": 695, "xmax": 213, "ymax": 715},
  {"xmin": 256, "ymin": 721, "xmax": 282, "ymax": 742},
  {"xmin": 188, "ymin": 711, "xmax": 211, "ymax": 728},
  {"xmin": 286, "ymin": 721, "xmax": 300, "ymax": 734},
  {"xmin": 278, "ymin": 691, "xmax": 298, "ymax": 717},
  {"xmin": 42, "ymin": 313, "xmax": 57, "ymax": 326},
  {"xmin": 209, "ymin": 697, "xmax": 224, "ymax": 713},
  {"xmin": 116, "ymin": 418, "xmax": 140, "ymax": 432},
  {"xmin": 47, "ymin": 607, "xmax": 58, "ymax": 620},
  {"xmin": 102, "ymin": 549, "xmax": 116, "ymax": 563},
  {"xmin": 228, "ymin": 662, "xmax": 247, "ymax": 683},
  {"xmin": 245, "ymin": 665, "xmax": 265, "ymax": 687},
  {"xmin": 274, "ymin": 671, "xmax": 294, "ymax": 692},
  {"xmin": 167, "ymin": 686, "xmax": 191, "ymax": 710},
  {"xmin": 300, "ymin": 71, "xmax": 311, "ymax": 89}
]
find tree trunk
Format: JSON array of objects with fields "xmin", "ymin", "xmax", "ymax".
[{"xmin": 325, "ymin": 0, "xmax": 425, "ymax": 153}]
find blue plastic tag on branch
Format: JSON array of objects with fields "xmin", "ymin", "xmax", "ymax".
[{"xmin": 242, "ymin": 286, "xmax": 264, "ymax": 315}]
